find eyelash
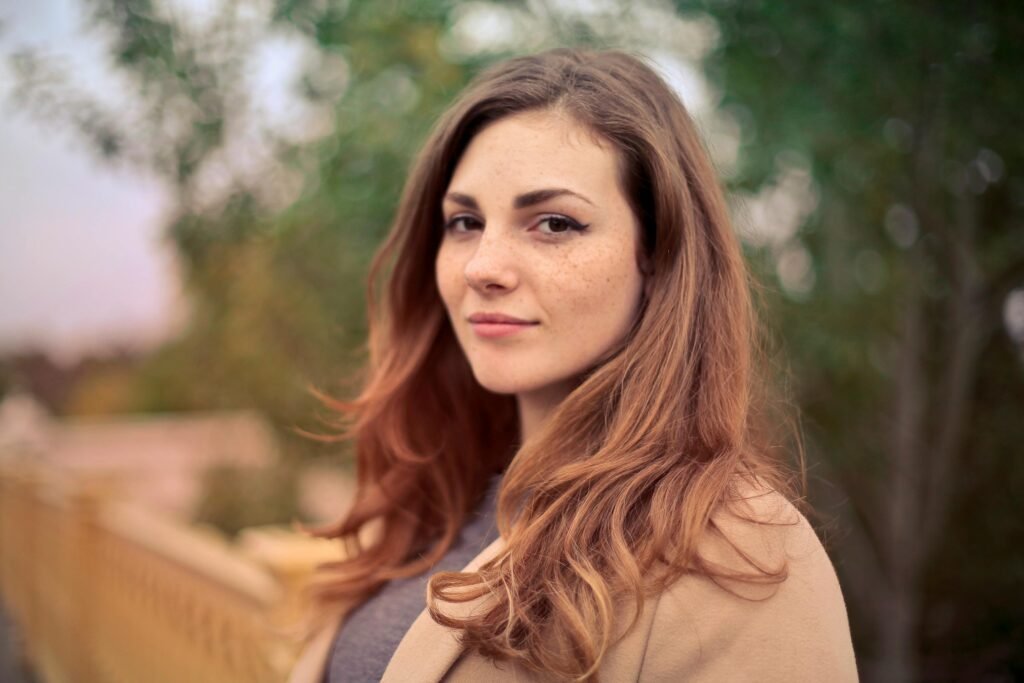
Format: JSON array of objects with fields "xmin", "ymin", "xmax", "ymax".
[{"xmin": 443, "ymin": 213, "xmax": 590, "ymax": 236}]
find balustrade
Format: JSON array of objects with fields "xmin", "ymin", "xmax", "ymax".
[{"xmin": 0, "ymin": 462, "xmax": 342, "ymax": 683}]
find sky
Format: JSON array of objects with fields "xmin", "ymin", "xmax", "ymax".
[
  {"xmin": 0, "ymin": 0, "xmax": 315, "ymax": 366},
  {"xmin": 0, "ymin": 0, "xmax": 182, "ymax": 365}
]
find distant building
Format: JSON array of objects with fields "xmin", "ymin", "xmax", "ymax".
[{"xmin": 0, "ymin": 393, "xmax": 278, "ymax": 519}]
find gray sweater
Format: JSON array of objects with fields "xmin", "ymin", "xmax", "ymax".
[{"xmin": 325, "ymin": 477, "xmax": 502, "ymax": 682}]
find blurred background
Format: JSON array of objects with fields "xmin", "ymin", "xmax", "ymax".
[{"xmin": 0, "ymin": 1, "xmax": 1021, "ymax": 681}]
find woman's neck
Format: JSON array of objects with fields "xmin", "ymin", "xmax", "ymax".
[{"xmin": 516, "ymin": 379, "xmax": 578, "ymax": 443}]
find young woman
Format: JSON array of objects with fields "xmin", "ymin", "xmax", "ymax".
[{"xmin": 290, "ymin": 48, "xmax": 857, "ymax": 683}]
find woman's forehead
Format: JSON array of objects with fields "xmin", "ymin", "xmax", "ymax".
[{"xmin": 445, "ymin": 110, "xmax": 622, "ymax": 206}]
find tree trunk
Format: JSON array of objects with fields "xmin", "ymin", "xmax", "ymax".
[{"xmin": 876, "ymin": 586, "xmax": 920, "ymax": 683}]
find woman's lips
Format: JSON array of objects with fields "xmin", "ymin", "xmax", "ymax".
[
  {"xmin": 467, "ymin": 313, "xmax": 538, "ymax": 339},
  {"xmin": 470, "ymin": 321, "xmax": 538, "ymax": 338}
]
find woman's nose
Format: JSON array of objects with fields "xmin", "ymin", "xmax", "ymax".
[{"xmin": 463, "ymin": 229, "xmax": 519, "ymax": 294}]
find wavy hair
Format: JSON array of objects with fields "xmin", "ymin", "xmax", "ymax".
[{"xmin": 312, "ymin": 48, "xmax": 796, "ymax": 681}]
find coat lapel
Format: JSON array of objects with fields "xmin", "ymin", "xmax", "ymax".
[{"xmin": 380, "ymin": 535, "xmax": 507, "ymax": 683}]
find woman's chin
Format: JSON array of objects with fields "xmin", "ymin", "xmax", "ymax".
[{"xmin": 470, "ymin": 370, "xmax": 540, "ymax": 397}]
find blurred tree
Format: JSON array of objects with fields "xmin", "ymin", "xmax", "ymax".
[
  {"xmin": 0, "ymin": 363, "xmax": 11, "ymax": 402},
  {"xmin": 9, "ymin": 0, "xmax": 486, "ymax": 461},
  {"xmin": 690, "ymin": 0, "xmax": 1024, "ymax": 679},
  {"xmin": 193, "ymin": 462, "xmax": 300, "ymax": 536}
]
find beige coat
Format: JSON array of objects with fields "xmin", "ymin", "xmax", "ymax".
[{"xmin": 289, "ymin": 490, "xmax": 858, "ymax": 682}]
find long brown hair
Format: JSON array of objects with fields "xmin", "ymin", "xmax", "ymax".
[{"xmin": 312, "ymin": 48, "xmax": 795, "ymax": 680}]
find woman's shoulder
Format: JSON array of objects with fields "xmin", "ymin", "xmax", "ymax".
[
  {"xmin": 704, "ymin": 479, "xmax": 812, "ymax": 581},
  {"xmin": 637, "ymin": 483, "xmax": 859, "ymax": 682}
]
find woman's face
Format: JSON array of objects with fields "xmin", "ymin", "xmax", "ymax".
[{"xmin": 435, "ymin": 109, "xmax": 647, "ymax": 401}]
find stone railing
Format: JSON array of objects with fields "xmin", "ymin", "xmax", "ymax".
[{"xmin": 0, "ymin": 463, "xmax": 342, "ymax": 683}]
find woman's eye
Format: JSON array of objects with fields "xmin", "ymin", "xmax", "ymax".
[
  {"xmin": 443, "ymin": 213, "xmax": 588, "ymax": 236},
  {"xmin": 444, "ymin": 215, "xmax": 483, "ymax": 232},
  {"xmin": 537, "ymin": 215, "xmax": 588, "ymax": 235}
]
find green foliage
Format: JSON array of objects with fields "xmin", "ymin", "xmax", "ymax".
[
  {"xmin": 691, "ymin": 0, "xmax": 1024, "ymax": 677},
  {"xmin": 18, "ymin": 0, "xmax": 486, "ymax": 462},
  {"xmin": 193, "ymin": 463, "xmax": 300, "ymax": 537}
]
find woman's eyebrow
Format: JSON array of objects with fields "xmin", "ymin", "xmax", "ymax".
[{"xmin": 443, "ymin": 188, "xmax": 595, "ymax": 210}]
